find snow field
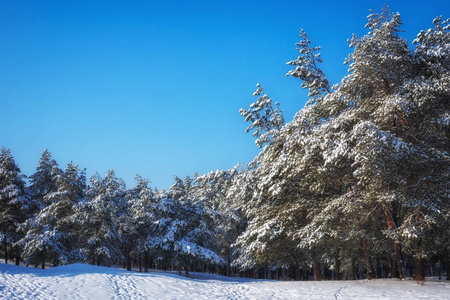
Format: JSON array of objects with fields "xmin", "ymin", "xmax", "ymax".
[{"xmin": 1, "ymin": 263, "xmax": 449, "ymax": 300}]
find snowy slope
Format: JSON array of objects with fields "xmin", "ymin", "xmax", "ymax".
[{"xmin": 0, "ymin": 263, "xmax": 449, "ymax": 300}]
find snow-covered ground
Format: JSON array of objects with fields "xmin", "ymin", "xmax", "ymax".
[{"xmin": 1, "ymin": 263, "xmax": 449, "ymax": 299}]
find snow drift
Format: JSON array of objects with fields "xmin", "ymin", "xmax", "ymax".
[{"xmin": 1, "ymin": 263, "xmax": 449, "ymax": 299}]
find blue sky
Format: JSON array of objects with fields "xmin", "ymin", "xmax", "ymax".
[{"xmin": 1, "ymin": 0, "xmax": 448, "ymax": 189}]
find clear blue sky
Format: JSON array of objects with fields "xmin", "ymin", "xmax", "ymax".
[{"xmin": 1, "ymin": 0, "xmax": 448, "ymax": 189}]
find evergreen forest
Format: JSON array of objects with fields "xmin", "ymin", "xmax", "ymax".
[{"xmin": 1, "ymin": 7, "xmax": 449, "ymax": 282}]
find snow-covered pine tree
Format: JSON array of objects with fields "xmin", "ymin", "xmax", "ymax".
[
  {"xmin": 18, "ymin": 162, "xmax": 86, "ymax": 268},
  {"xmin": 170, "ymin": 175, "xmax": 193, "ymax": 202},
  {"xmin": 240, "ymin": 84, "xmax": 284, "ymax": 148},
  {"xmin": 232, "ymin": 6, "xmax": 449, "ymax": 282},
  {"xmin": 0, "ymin": 148, "xmax": 29, "ymax": 265},
  {"xmin": 232, "ymin": 26, "xmax": 335, "ymax": 280},
  {"xmin": 17, "ymin": 150, "xmax": 60, "ymax": 267},
  {"xmin": 128, "ymin": 175, "xmax": 156, "ymax": 272},
  {"xmin": 193, "ymin": 166, "xmax": 243, "ymax": 275},
  {"xmin": 80, "ymin": 170, "xmax": 126, "ymax": 266},
  {"xmin": 392, "ymin": 14, "xmax": 450, "ymax": 281},
  {"xmin": 286, "ymin": 28, "xmax": 331, "ymax": 100},
  {"xmin": 28, "ymin": 149, "xmax": 62, "ymax": 209},
  {"xmin": 146, "ymin": 191, "xmax": 224, "ymax": 276},
  {"xmin": 330, "ymin": 7, "xmax": 450, "ymax": 281}
]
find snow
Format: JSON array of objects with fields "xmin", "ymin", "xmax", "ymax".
[{"xmin": 1, "ymin": 263, "xmax": 449, "ymax": 300}]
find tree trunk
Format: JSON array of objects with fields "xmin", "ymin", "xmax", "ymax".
[
  {"xmin": 126, "ymin": 254, "xmax": 131, "ymax": 271},
  {"xmin": 438, "ymin": 263, "xmax": 442, "ymax": 280},
  {"xmin": 351, "ymin": 257, "xmax": 357, "ymax": 280},
  {"xmin": 335, "ymin": 248, "xmax": 341, "ymax": 280},
  {"xmin": 375, "ymin": 258, "xmax": 381, "ymax": 278},
  {"xmin": 356, "ymin": 215, "xmax": 372, "ymax": 280},
  {"xmin": 382, "ymin": 204, "xmax": 404, "ymax": 279},
  {"xmin": 362, "ymin": 238, "xmax": 372, "ymax": 280},
  {"xmin": 446, "ymin": 249, "xmax": 450, "ymax": 281},
  {"xmin": 138, "ymin": 253, "xmax": 142, "ymax": 272},
  {"xmin": 313, "ymin": 259, "xmax": 322, "ymax": 281},
  {"xmin": 389, "ymin": 257, "xmax": 394, "ymax": 278},
  {"xmin": 4, "ymin": 243, "xmax": 8, "ymax": 264},
  {"xmin": 42, "ymin": 250, "xmax": 46, "ymax": 269},
  {"xmin": 292, "ymin": 265, "xmax": 299, "ymax": 280},
  {"xmin": 144, "ymin": 251, "xmax": 149, "ymax": 272},
  {"xmin": 392, "ymin": 241, "xmax": 404, "ymax": 279},
  {"xmin": 414, "ymin": 257, "xmax": 425, "ymax": 282}
]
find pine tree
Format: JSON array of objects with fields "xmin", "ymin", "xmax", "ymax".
[
  {"xmin": 240, "ymin": 84, "xmax": 284, "ymax": 148},
  {"xmin": 18, "ymin": 162, "xmax": 86, "ymax": 268},
  {"xmin": 28, "ymin": 149, "xmax": 62, "ymax": 209},
  {"xmin": 146, "ymin": 189, "xmax": 224, "ymax": 276},
  {"xmin": 128, "ymin": 175, "xmax": 155, "ymax": 272},
  {"xmin": 193, "ymin": 166, "xmax": 243, "ymax": 275},
  {"xmin": 0, "ymin": 148, "xmax": 29, "ymax": 265},
  {"xmin": 231, "ymin": 6, "xmax": 449, "ymax": 282},
  {"xmin": 286, "ymin": 28, "xmax": 331, "ymax": 100},
  {"xmin": 80, "ymin": 170, "xmax": 126, "ymax": 266}
]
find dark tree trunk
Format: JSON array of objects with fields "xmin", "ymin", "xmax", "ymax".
[
  {"xmin": 382, "ymin": 264, "xmax": 387, "ymax": 278},
  {"xmin": 138, "ymin": 253, "xmax": 142, "ymax": 272},
  {"xmin": 351, "ymin": 258, "xmax": 357, "ymax": 280},
  {"xmin": 335, "ymin": 248, "xmax": 341, "ymax": 280},
  {"xmin": 313, "ymin": 259, "xmax": 322, "ymax": 281},
  {"xmin": 144, "ymin": 251, "xmax": 149, "ymax": 272},
  {"xmin": 42, "ymin": 251, "xmax": 46, "ymax": 269},
  {"xmin": 409, "ymin": 263, "xmax": 414, "ymax": 279},
  {"xmin": 446, "ymin": 249, "xmax": 450, "ymax": 281},
  {"xmin": 389, "ymin": 257, "xmax": 395, "ymax": 279},
  {"xmin": 126, "ymin": 254, "xmax": 131, "ymax": 271},
  {"xmin": 376, "ymin": 258, "xmax": 382, "ymax": 278},
  {"xmin": 292, "ymin": 265, "xmax": 299, "ymax": 280},
  {"xmin": 11, "ymin": 246, "xmax": 20, "ymax": 266},
  {"xmin": 414, "ymin": 257, "xmax": 425, "ymax": 282},
  {"xmin": 362, "ymin": 238, "xmax": 372, "ymax": 280},
  {"xmin": 393, "ymin": 241, "xmax": 404, "ymax": 279},
  {"xmin": 4, "ymin": 243, "xmax": 8, "ymax": 264},
  {"xmin": 438, "ymin": 263, "xmax": 442, "ymax": 280},
  {"xmin": 382, "ymin": 205, "xmax": 404, "ymax": 279},
  {"xmin": 356, "ymin": 216, "xmax": 372, "ymax": 280}
]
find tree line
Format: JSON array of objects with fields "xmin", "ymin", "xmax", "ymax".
[{"xmin": 1, "ymin": 7, "xmax": 449, "ymax": 282}]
